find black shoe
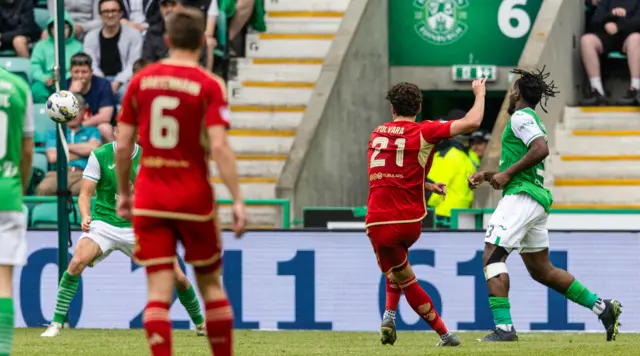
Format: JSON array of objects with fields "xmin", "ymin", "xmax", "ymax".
[
  {"xmin": 616, "ymin": 88, "xmax": 638, "ymax": 106},
  {"xmin": 580, "ymin": 89, "xmax": 608, "ymax": 106},
  {"xmin": 477, "ymin": 327, "xmax": 518, "ymax": 342},
  {"xmin": 599, "ymin": 299, "xmax": 622, "ymax": 341},
  {"xmin": 379, "ymin": 315, "xmax": 397, "ymax": 345}
]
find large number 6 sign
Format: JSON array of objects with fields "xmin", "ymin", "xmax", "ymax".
[
  {"xmin": 150, "ymin": 96, "xmax": 180, "ymax": 149},
  {"xmin": 498, "ymin": 0, "xmax": 532, "ymax": 39}
]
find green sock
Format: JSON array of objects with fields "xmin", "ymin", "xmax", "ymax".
[
  {"xmin": 52, "ymin": 272, "xmax": 80, "ymax": 324},
  {"xmin": 489, "ymin": 296, "xmax": 513, "ymax": 325},
  {"xmin": 0, "ymin": 298, "xmax": 14, "ymax": 356},
  {"xmin": 565, "ymin": 279, "xmax": 599, "ymax": 309},
  {"xmin": 177, "ymin": 283, "xmax": 204, "ymax": 325}
]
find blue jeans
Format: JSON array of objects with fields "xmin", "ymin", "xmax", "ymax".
[{"xmin": 104, "ymin": 76, "xmax": 127, "ymax": 104}]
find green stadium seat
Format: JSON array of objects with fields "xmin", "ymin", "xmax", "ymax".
[
  {"xmin": 32, "ymin": 152, "xmax": 49, "ymax": 174},
  {"xmin": 608, "ymin": 52, "xmax": 626, "ymax": 59},
  {"xmin": 34, "ymin": 8, "xmax": 50, "ymax": 30},
  {"xmin": 0, "ymin": 57, "xmax": 30, "ymax": 83},
  {"xmin": 0, "ymin": 50, "xmax": 17, "ymax": 57},
  {"xmin": 36, "ymin": 0, "xmax": 47, "ymax": 8},
  {"xmin": 30, "ymin": 202, "xmax": 81, "ymax": 228},
  {"xmin": 23, "ymin": 204, "xmax": 29, "ymax": 226},
  {"xmin": 34, "ymin": 104, "xmax": 56, "ymax": 146}
]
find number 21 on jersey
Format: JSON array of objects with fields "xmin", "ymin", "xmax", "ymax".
[
  {"xmin": 150, "ymin": 96, "xmax": 179, "ymax": 149},
  {"xmin": 370, "ymin": 137, "xmax": 406, "ymax": 168}
]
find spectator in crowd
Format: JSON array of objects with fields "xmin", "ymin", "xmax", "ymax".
[
  {"xmin": 205, "ymin": 0, "xmax": 219, "ymax": 70},
  {"xmin": 228, "ymin": 0, "xmax": 254, "ymax": 42},
  {"xmin": 580, "ymin": 0, "xmax": 640, "ymax": 105},
  {"xmin": 84, "ymin": 0, "xmax": 143, "ymax": 102},
  {"xmin": 0, "ymin": 0, "xmax": 41, "ymax": 58},
  {"xmin": 586, "ymin": 0, "xmax": 600, "ymax": 30},
  {"xmin": 132, "ymin": 57, "xmax": 150, "ymax": 74},
  {"xmin": 468, "ymin": 130, "xmax": 490, "ymax": 169},
  {"xmin": 67, "ymin": 52, "xmax": 116, "ymax": 142},
  {"xmin": 36, "ymin": 94, "xmax": 101, "ymax": 196},
  {"xmin": 120, "ymin": 0, "xmax": 154, "ymax": 32},
  {"xmin": 47, "ymin": 0, "xmax": 102, "ymax": 40},
  {"xmin": 30, "ymin": 12, "xmax": 84, "ymax": 103},
  {"xmin": 426, "ymin": 110, "xmax": 476, "ymax": 228}
]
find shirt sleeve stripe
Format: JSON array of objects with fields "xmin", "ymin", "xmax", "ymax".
[
  {"xmin": 83, "ymin": 175, "xmax": 99, "ymax": 182},
  {"xmin": 525, "ymin": 133, "xmax": 544, "ymax": 147}
]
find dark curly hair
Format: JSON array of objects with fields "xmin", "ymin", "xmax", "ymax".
[
  {"xmin": 386, "ymin": 82, "xmax": 422, "ymax": 117},
  {"xmin": 512, "ymin": 66, "xmax": 560, "ymax": 113}
]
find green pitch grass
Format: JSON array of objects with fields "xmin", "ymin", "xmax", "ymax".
[{"xmin": 13, "ymin": 328, "xmax": 640, "ymax": 356}]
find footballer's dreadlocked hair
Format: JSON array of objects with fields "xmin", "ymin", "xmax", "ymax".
[
  {"xmin": 386, "ymin": 82, "xmax": 422, "ymax": 117},
  {"xmin": 511, "ymin": 66, "xmax": 560, "ymax": 113}
]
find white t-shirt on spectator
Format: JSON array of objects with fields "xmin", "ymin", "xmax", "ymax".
[{"xmin": 207, "ymin": 0, "xmax": 219, "ymax": 17}]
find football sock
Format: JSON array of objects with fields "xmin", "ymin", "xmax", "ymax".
[
  {"xmin": 384, "ymin": 276, "xmax": 401, "ymax": 320},
  {"xmin": 489, "ymin": 296, "xmax": 513, "ymax": 331},
  {"xmin": 52, "ymin": 272, "xmax": 79, "ymax": 324},
  {"xmin": 589, "ymin": 77, "xmax": 605, "ymax": 95},
  {"xmin": 0, "ymin": 298, "xmax": 14, "ymax": 356},
  {"xmin": 632, "ymin": 78, "xmax": 640, "ymax": 90},
  {"xmin": 564, "ymin": 280, "xmax": 603, "ymax": 316},
  {"xmin": 176, "ymin": 283, "xmax": 205, "ymax": 325},
  {"xmin": 399, "ymin": 277, "xmax": 448, "ymax": 336},
  {"xmin": 205, "ymin": 299, "xmax": 234, "ymax": 356},
  {"xmin": 143, "ymin": 301, "xmax": 172, "ymax": 356}
]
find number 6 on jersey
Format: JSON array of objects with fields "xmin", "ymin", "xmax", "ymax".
[{"xmin": 150, "ymin": 96, "xmax": 180, "ymax": 149}]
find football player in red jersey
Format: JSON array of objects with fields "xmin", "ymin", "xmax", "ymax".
[
  {"xmin": 367, "ymin": 79, "xmax": 487, "ymax": 347},
  {"xmin": 114, "ymin": 7, "xmax": 246, "ymax": 356}
]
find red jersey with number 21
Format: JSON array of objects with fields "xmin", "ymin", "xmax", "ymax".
[
  {"xmin": 366, "ymin": 119, "xmax": 453, "ymax": 227},
  {"xmin": 118, "ymin": 61, "xmax": 230, "ymax": 219}
]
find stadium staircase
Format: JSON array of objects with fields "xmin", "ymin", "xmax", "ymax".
[
  {"xmin": 215, "ymin": 0, "xmax": 351, "ymax": 228},
  {"xmin": 547, "ymin": 106, "xmax": 640, "ymax": 209}
]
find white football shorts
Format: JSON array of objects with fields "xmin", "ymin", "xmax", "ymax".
[
  {"xmin": 79, "ymin": 220, "xmax": 135, "ymax": 266},
  {"xmin": 0, "ymin": 212, "xmax": 27, "ymax": 266}
]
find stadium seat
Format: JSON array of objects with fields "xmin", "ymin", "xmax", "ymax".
[
  {"xmin": 30, "ymin": 202, "xmax": 81, "ymax": 228},
  {"xmin": 34, "ymin": 8, "xmax": 50, "ymax": 30},
  {"xmin": 0, "ymin": 50, "xmax": 17, "ymax": 57},
  {"xmin": 32, "ymin": 152, "xmax": 49, "ymax": 174},
  {"xmin": 608, "ymin": 52, "xmax": 626, "ymax": 59},
  {"xmin": 34, "ymin": 104, "xmax": 56, "ymax": 146},
  {"xmin": 0, "ymin": 57, "xmax": 30, "ymax": 83}
]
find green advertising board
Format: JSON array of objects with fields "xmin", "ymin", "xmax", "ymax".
[{"xmin": 389, "ymin": 0, "xmax": 543, "ymax": 67}]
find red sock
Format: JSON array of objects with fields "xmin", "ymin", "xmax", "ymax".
[
  {"xmin": 385, "ymin": 276, "xmax": 402, "ymax": 311},
  {"xmin": 399, "ymin": 277, "xmax": 449, "ymax": 335},
  {"xmin": 143, "ymin": 301, "xmax": 172, "ymax": 356},
  {"xmin": 205, "ymin": 299, "xmax": 234, "ymax": 356}
]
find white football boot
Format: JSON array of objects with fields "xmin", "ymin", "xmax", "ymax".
[
  {"xmin": 41, "ymin": 322, "xmax": 62, "ymax": 337},
  {"xmin": 195, "ymin": 322, "xmax": 206, "ymax": 336}
]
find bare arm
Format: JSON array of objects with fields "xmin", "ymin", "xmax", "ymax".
[
  {"xmin": 20, "ymin": 137, "xmax": 33, "ymax": 192},
  {"xmin": 208, "ymin": 125, "xmax": 242, "ymax": 202},
  {"xmin": 78, "ymin": 179, "xmax": 97, "ymax": 221},
  {"xmin": 449, "ymin": 78, "xmax": 486, "ymax": 137},
  {"xmin": 83, "ymin": 106, "xmax": 114, "ymax": 126},
  {"xmin": 115, "ymin": 122, "xmax": 136, "ymax": 196},
  {"xmin": 68, "ymin": 139, "xmax": 101, "ymax": 157},
  {"xmin": 503, "ymin": 137, "xmax": 549, "ymax": 177}
]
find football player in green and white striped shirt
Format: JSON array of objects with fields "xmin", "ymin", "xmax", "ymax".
[
  {"xmin": 469, "ymin": 68, "xmax": 621, "ymax": 343},
  {"xmin": 41, "ymin": 124, "xmax": 206, "ymax": 337},
  {"xmin": 0, "ymin": 67, "xmax": 34, "ymax": 356}
]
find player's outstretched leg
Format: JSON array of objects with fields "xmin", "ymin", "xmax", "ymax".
[
  {"xmin": 173, "ymin": 261, "xmax": 206, "ymax": 336},
  {"xmin": 0, "ymin": 265, "xmax": 15, "ymax": 356},
  {"xmin": 390, "ymin": 264, "xmax": 460, "ymax": 347},
  {"xmin": 41, "ymin": 238, "xmax": 102, "ymax": 337},
  {"xmin": 480, "ymin": 243, "xmax": 518, "ymax": 342},
  {"xmin": 521, "ymin": 249, "xmax": 622, "ymax": 341},
  {"xmin": 194, "ymin": 264, "xmax": 234, "ymax": 356},
  {"xmin": 144, "ymin": 264, "xmax": 176, "ymax": 356},
  {"xmin": 380, "ymin": 275, "xmax": 402, "ymax": 345}
]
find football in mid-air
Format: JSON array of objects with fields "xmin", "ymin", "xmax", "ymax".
[{"xmin": 46, "ymin": 90, "xmax": 80, "ymax": 123}]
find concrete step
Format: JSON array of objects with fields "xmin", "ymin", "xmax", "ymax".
[
  {"xmin": 245, "ymin": 33, "xmax": 333, "ymax": 59},
  {"xmin": 265, "ymin": 0, "xmax": 350, "ymax": 12},
  {"xmin": 228, "ymin": 130, "xmax": 295, "ymax": 154},
  {"xmin": 209, "ymin": 155, "xmax": 286, "ymax": 177},
  {"xmin": 236, "ymin": 58, "xmax": 323, "ymax": 83},
  {"xmin": 213, "ymin": 179, "xmax": 277, "ymax": 200},
  {"xmin": 265, "ymin": 12, "xmax": 343, "ymax": 33},
  {"xmin": 563, "ymin": 106, "xmax": 640, "ymax": 130},
  {"xmin": 229, "ymin": 80, "xmax": 314, "ymax": 106},
  {"xmin": 555, "ymin": 130, "xmax": 640, "ymax": 155},
  {"xmin": 230, "ymin": 105, "xmax": 305, "ymax": 130},
  {"xmin": 552, "ymin": 180, "xmax": 640, "ymax": 204},
  {"xmin": 548, "ymin": 154, "xmax": 640, "ymax": 178},
  {"xmin": 218, "ymin": 204, "xmax": 281, "ymax": 227}
]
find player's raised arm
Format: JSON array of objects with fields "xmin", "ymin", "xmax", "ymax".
[
  {"xmin": 20, "ymin": 92, "xmax": 35, "ymax": 192},
  {"xmin": 449, "ymin": 78, "xmax": 487, "ymax": 137}
]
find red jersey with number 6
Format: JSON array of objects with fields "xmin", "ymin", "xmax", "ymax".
[
  {"xmin": 118, "ymin": 61, "xmax": 230, "ymax": 220},
  {"xmin": 366, "ymin": 119, "xmax": 454, "ymax": 227}
]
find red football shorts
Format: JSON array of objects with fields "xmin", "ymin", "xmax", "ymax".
[
  {"xmin": 366, "ymin": 221, "xmax": 422, "ymax": 274},
  {"xmin": 133, "ymin": 215, "xmax": 222, "ymax": 272}
]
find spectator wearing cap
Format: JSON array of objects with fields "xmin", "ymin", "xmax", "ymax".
[
  {"xmin": 468, "ymin": 130, "xmax": 491, "ymax": 169},
  {"xmin": 36, "ymin": 93, "xmax": 101, "ymax": 196},
  {"xmin": 0, "ymin": 0, "xmax": 41, "ymax": 58},
  {"xmin": 426, "ymin": 109, "xmax": 477, "ymax": 228},
  {"xmin": 84, "ymin": 0, "xmax": 143, "ymax": 102}
]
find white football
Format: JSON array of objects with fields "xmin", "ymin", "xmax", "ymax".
[{"xmin": 46, "ymin": 90, "xmax": 80, "ymax": 123}]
